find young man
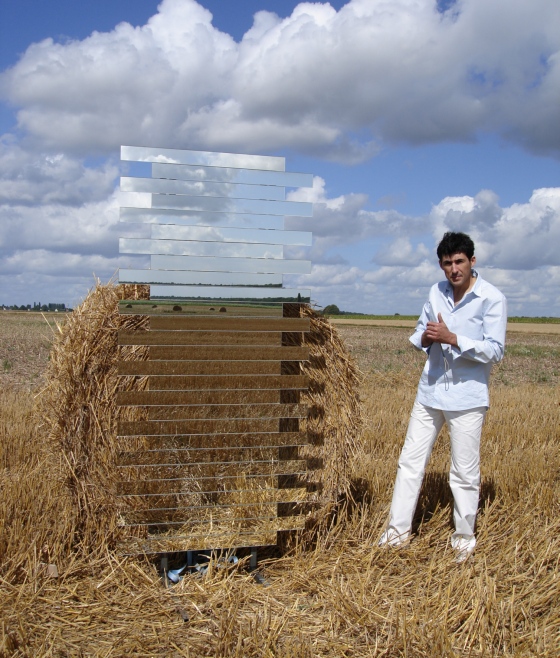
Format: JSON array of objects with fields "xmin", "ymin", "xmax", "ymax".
[{"xmin": 379, "ymin": 232, "xmax": 507, "ymax": 561}]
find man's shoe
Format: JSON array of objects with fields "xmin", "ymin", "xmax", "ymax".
[
  {"xmin": 378, "ymin": 528, "xmax": 409, "ymax": 548},
  {"xmin": 452, "ymin": 535, "xmax": 476, "ymax": 563}
]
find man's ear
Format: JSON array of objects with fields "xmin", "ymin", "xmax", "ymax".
[
  {"xmin": 439, "ymin": 259, "xmax": 444, "ymax": 271},
  {"xmin": 471, "ymin": 256, "xmax": 477, "ymax": 266}
]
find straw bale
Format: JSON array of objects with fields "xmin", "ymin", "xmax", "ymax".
[{"xmin": 36, "ymin": 282, "xmax": 362, "ymax": 555}]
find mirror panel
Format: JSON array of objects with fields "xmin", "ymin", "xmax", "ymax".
[
  {"xmin": 118, "ymin": 269, "xmax": 283, "ymax": 286},
  {"xmin": 150, "ymin": 255, "xmax": 310, "ymax": 275},
  {"xmin": 150, "ymin": 285, "xmax": 310, "ymax": 301},
  {"xmin": 117, "ymin": 300, "xmax": 286, "ymax": 316},
  {"xmin": 152, "ymin": 163, "xmax": 312, "ymax": 188},
  {"xmin": 121, "ymin": 146, "xmax": 285, "ymax": 171},
  {"xmin": 120, "ymin": 208, "xmax": 285, "ymax": 230},
  {"xmin": 150, "ymin": 194, "xmax": 313, "ymax": 217},
  {"xmin": 121, "ymin": 176, "xmax": 285, "ymax": 201},
  {"xmin": 151, "ymin": 224, "xmax": 312, "ymax": 246},
  {"xmin": 119, "ymin": 238, "xmax": 283, "ymax": 259}
]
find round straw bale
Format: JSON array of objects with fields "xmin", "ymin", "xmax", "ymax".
[{"xmin": 39, "ymin": 283, "xmax": 362, "ymax": 554}]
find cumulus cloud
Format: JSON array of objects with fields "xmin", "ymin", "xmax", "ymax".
[{"xmin": 1, "ymin": 0, "xmax": 559, "ymax": 159}]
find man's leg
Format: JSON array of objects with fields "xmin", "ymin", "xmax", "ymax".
[
  {"xmin": 445, "ymin": 406, "xmax": 486, "ymax": 559},
  {"xmin": 380, "ymin": 402, "xmax": 445, "ymax": 545}
]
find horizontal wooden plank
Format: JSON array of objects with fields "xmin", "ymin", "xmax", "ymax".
[
  {"xmin": 118, "ymin": 331, "xmax": 282, "ymax": 346},
  {"xmin": 116, "ymin": 390, "xmax": 281, "ymax": 406},
  {"xmin": 116, "ymin": 431, "xmax": 310, "ymax": 450},
  {"xmin": 144, "ymin": 374, "xmax": 308, "ymax": 391},
  {"xmin": 117, "ymin": 360, "xmax": 281, "ymax": 376},
  {"xmin": 146, "ymin": 345, "xmax": 309, "ymax": 361},
  {"xmin": 150, "ymin": 317, "xmax": 310, "ymax": 332},
  {"xmin": 143, "ymin": 403, "xmax": 307, "ymax": 420}
]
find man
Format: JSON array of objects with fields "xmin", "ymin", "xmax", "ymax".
[{"xmin": 379, "ymin": 231, "xmax": 507, "ymax": 562}]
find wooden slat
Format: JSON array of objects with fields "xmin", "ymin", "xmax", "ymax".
[
  {"xmin": 116, "ymin": 390, "xmax": 281, "ymax": 406},
  {"xmin": 149, "ymin": 317, "xmax": 310, "ymax": 331},
  {"xmin": 145, "ymin": 374, "xmax": 308, "ymax": 391},
  {"xmin": 118, "ymin": 331, "xmax": 282, "ymax": 346},
  {"xmin": 117, "ymin": 360, "xmax": 281, "ymax": 376}
]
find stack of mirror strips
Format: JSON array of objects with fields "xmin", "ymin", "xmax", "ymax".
[{"xmin": 116, "ymin": 145, "xmax": 316, "ymax": 556}]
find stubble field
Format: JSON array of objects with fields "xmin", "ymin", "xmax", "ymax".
[{"xmin": 1, "ymin": 311, "xmax": 559, "ymax": 656}]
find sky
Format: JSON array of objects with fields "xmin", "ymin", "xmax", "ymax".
[{"xmin": 1, "ymin": 0, "xmax": 559, "ymax": 315}]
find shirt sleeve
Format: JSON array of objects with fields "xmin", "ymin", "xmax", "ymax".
[
  {"xmin": 455, "ymin": 295, "xmax": 507, "ymax": 364},
  {"xmin": 409, "ymin": 302, "xmax": 431, "ymax": 352}
]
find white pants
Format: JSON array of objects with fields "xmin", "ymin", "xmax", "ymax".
[{"xmin": 386, "ymin": 401, "xmax": 486, "ymax": 545}]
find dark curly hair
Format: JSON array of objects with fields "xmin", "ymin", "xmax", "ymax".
[{"xmin": 436, "ymin": 232, "xmax": 475, "ymax": 261}]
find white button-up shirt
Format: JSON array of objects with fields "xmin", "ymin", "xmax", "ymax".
[{"xmin": 409, "ymin": 273, "xmax": 507, "ymax": 411}]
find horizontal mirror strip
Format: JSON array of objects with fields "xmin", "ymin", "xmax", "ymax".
[
  {"xmin": 120, "ymin": 515, "xmax": 307, "ymax": 530},
  {"xmin": 115, "ymin": 431, "xmax": 308, "ymax": 448},
  {"xmin": 128, "ymin": 403, "xmax": 307, "ymax": 419},
  {"xmin": 121, "ymin": 505, "xmax": 311, "ymax": 524},
  {"xmin": 120, "ymin": 208, "xmax": 285, "ymax": 230},
  {"xmin": 121, "ymin": 176, "xmax": 286, "ymax": 200},
  {"xmin": 151, "ymin": 224, "xmax": 311, "ymax": 246},
  {"xmin": 149, "ymin": 316, "xmax": 309, "ymax": 331},
  {"xmin": 150, "ymin": 194, "xmax": 312, "ymax": 217},
  {"xmin": 142, "ymin": 374, "xmax": 308, "ymax": 391},
  {"xmin": 117, "ymin": 487, "xmax": 307, "ymax": 503},
  {"xmin": 143, "ymin": 345, "xmax": 308, "ymax": 360},
  {"xmin": 120, "ymin": 239, "xmax": 283, "ymax": 259},
  {"xmin": 117, "ymin": 532, "xmax": 278, "ymax": 555},
  {"xmin": 117, "ymin": 458, "xmax": 305, "ymax": 476},
  {"xmin": 117, "ymin": 474, "xmax": 307, "ymax": 495},
  {"xmin": 121, "ymin": 146, "xmax": 285, "ymax": 171},
  {"xmin": 118, "ymin": 269, "xmax": 283, "ymax": 287},
  {"xmin": 149, "ymin": 285, "xmax": 310, "ymax": 302},
  {"xmin": 117, "ymin": 302, "xmax": 287, "ymax": 317},
  {"xmin": 118, "ymin": 361, "xmax": 282, "ymax": 376},
  {"xmin": 152, "ymin": 163, "xmax": 312, "ymax": 188},
  {"xmin": 149, "ymin": 255, "xmax": 310, "ymax": 274},
  {"xmin": 118, "ymin": 331, "xmax": 283, "ymax": 346},
  {"xmin": 118, "ymin": 419, "xmax": 281, "ymax": 436},
  {"xmin": 117, "ymin": 446, "xmax": 283, "ymax": 465}
]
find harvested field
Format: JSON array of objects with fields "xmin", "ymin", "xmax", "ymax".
[{"xmin": 1, "ymin": 306, "xmax": 559, "ymax": 656}]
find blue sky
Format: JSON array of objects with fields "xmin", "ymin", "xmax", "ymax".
[{"xmin": 1, "ymin": 0, "xmax": 559, "ymax": 315}]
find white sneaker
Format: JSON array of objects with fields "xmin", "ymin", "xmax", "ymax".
[
  {"xmin": 378, "ymin": 528, "xmax": 409, "ymax": 548},
  {"xmin": 452, "ymin": 535, "xmax": 476, "ymax": 563}
]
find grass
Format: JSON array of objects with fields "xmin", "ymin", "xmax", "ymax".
[{"xmin": 1, "ymin": 313, "xmax": 560, "ymax": 655}]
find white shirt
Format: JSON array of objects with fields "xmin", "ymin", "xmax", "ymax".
[{"xmin": 409, "ymin": 273, "xmax": 507, "ymax": 411}]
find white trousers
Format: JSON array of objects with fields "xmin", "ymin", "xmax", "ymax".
[{"xmin": 386, "ymin": 401, "xmax": 486, "ymax": 545}]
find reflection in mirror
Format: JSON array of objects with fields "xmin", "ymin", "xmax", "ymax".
[
  {"xmin": 119, "ymin": 238, "xmax": 283, "ymax": 259},
  {"xmin": 150, "ymin": 194, "xmax": 313, "ymax": 217},
  {"xmin": 118, "ymin": 254, "xmax": 150, "ymax": 270},
  {"xmin": 121, "ymin": 177, "xmax": 285, "ymax": 201},
  {"xmin": 150, "ymin": 285, "xmax": 310, "ymax": 302},
  {"xmin": 121, "ymin": 146, "xmax": 285, "ymax": 171},
  {"xmin": 151, "ymin": 225, "xmax": 312, "ymax": 246},
  {"xmin": 119, "ymin": 208, "xmax": 285, "ymax": 230},
  {"xmin": 117, "ymin": 300, "xmax": 285, "ymax": 316},
  {"xmin": 150, "ymin": 255, "xmax": 310, "ymax": 275},
  {"xmin": 118, "ymin": 269, "xmax": 283, "ymax": 287},
  {"xmin": 152, "ymin": 163, "xmax": 313, "ymax": 188},
  {"xmin": 119, "ymin": 223, "xmax": 152, "ymax": 239}
]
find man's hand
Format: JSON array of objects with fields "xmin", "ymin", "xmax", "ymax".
[{"xmin": 423, "ymin": 313, "xmax": 458, "ymax": 347}]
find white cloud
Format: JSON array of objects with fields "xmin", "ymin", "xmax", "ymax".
[{"xmin": 1, "ymin": 0, "xmax": 559, "ymax": 159}]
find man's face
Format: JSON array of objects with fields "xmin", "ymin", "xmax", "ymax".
[{"xmin": 439, "ymin": 252, "xmax": 476, "ymax": 288}]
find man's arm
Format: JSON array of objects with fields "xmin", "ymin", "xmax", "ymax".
[{"xmin": 426, "ymin": 297, "xmax": 507, "ymax": 364}]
